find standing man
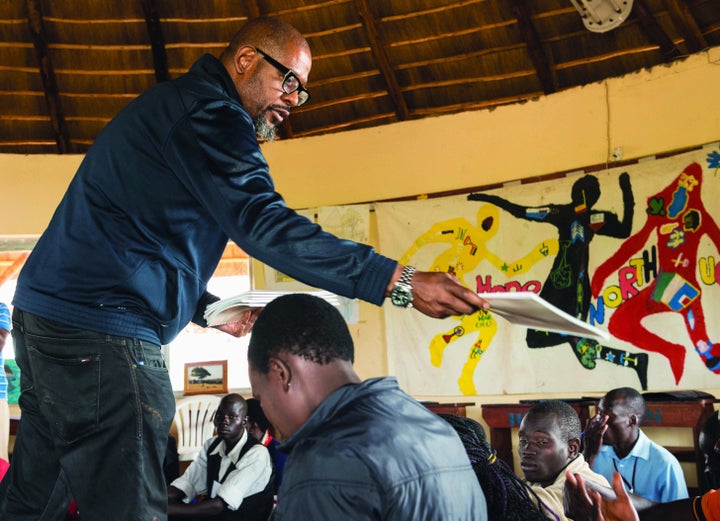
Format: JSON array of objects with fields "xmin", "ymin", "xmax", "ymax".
[
  {"xmin": 0, "ymin": 302, "xmax": 10, "ymax": 463},
  {"xmin": 1, "ymin": 15, "xmax": 488, "ymax": 521},
  {"xmin": 248, "ymin": 293, "xmax": 487, "ymax": 520},
  {"xmin": 168, "ymin": 394, "xmax": 273, "ymax": 521},
  {"xmin": 583, "ymin": 387, "xmax": 688, "ymax": 503},
  {"xmin": 518, "ymin": 400, "xmax": 609, "ymax": 520}
]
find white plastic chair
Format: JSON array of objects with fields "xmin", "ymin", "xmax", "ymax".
[{"xmin": 173, "ymin": 394, "xmax": 221, "ymax": 462}]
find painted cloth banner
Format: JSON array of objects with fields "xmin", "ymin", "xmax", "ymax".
[{"xmin": 376, "ymin": 146, "xmax": 720, "ymax": 395}]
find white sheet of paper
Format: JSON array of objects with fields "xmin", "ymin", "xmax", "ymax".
[
  {"xmin": 479, "ymin": 291, "xmax": 610, "ymax": 341},
  {"xmin": 210, "ymin": 480, "xmax": 221, "ymax": 499}
]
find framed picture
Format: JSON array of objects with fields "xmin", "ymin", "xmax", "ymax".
[{"xmin": 184, "ymin": 360, "xmax": 228, "ymax": 395}]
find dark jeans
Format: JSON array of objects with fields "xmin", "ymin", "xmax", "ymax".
[{"xmin": 0, "ymin": 309, "xmax": 176, "ymax": 520}]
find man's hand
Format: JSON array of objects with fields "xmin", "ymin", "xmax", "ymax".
[
  {"xmin": 565, "ymin": 471, "xmax": 601, "ymax": 521},
  {"xmin": 564, "ymin": 471, "xmax": 640, "ymax": 521},
  {"xmin": 384, "ymin": 264, "xmax": 489, "ymax": 318},
  {"xmin": 582, "ymin": 413, "xmax": 608, "ymax": 467},
  {"xmin": 216, "ymin": 307, "xmax": 263, "ymax": 337}
]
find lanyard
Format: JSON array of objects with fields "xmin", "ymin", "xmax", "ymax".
[{"xmin": 612, "ymin": 458, "xmax": 637, "ymax": 494}]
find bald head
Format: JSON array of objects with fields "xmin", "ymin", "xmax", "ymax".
[
  {"xmin": 220, "ymin": 16, "xmax": 310, "ymax": 65},
  {"xmin": 603, "ymin": 387, "xmax": 645, "ymax": 419}
]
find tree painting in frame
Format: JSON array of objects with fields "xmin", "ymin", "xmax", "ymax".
[{"xmin": 184, "ymin": 360, "xmax": 228, "ymax": 395}]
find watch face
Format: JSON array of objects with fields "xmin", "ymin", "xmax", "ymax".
[{"xmin": 391, "ymin": 285, "xmax": 412, "ymax": 307}]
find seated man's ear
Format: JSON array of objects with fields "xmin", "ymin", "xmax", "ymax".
[{"xmin": 568, "ymin": 438, "xmax": 581, "ymax": 458}]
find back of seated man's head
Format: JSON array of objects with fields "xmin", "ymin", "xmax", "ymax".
[
  {"xmin": 245, "ymin": 397, "xmax": 272, "ymax": 441},
  {"xmin": 518, "ymin": 400, "xmax": 582, "ymax": 487},
  {"xmin": 248, "ymin": 293, "xmax": 354, "ymax": 372},
  {"xmin": 598, "ymin": 387, "xmax": 645, "ymax": 447},
  {"xmin": 247, "ymin": 293, "xmax": 357, "ymax": 440}
]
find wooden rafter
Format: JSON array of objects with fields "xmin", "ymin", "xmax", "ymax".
[
  {"xmin": 510, "ymin": 0, "xmax": 556, "ymax": 95},
  {"xmin": 25, "ymin": 0, "xmax": 72, "ymax": 154},
  {"xmin": 140, "ymin": 0, "xmax": 170, "ymax": 83},
  {"xmin": 353, "ymin": 0, "xmax": 409, "ymax": 121},
  {"xmin": 246, "ymin": 0, "xmax": 261, "ymax": 19},
  {"xmin": 633, "ymin": 0, "xmax": 683, "ymax": 60},
  {"xmin": 664, "ymin": 0, "xmax": 708, "ymax": 54},
  {"xmin": 2, "ymin": 1, "xmax": 718, "ymax": 154}
]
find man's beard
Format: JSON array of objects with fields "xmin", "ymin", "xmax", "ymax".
[{"xmin": 253, "ymin": 113, "xmax": 277, "ymax": 142}]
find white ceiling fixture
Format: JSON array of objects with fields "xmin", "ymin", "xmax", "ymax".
[{"xmin": 570, "ymin": 0, "xmax": 634, "ymax": 33}]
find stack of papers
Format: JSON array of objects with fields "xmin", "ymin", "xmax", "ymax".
[
  {"xmin": 204, "ymin": 290, "xmax": 341, "ymax": 326},
  {"xmin": 479, "ymin": 291, "xmax": 610, "ymax": 341}
]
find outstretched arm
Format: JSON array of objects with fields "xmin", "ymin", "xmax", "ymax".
[
  {"xmin": 597, "ymin": 173, "xmax": 635, "ymax": 238},
  {"xmin": 617, "ymin": 173, "xmax": 635, "ymax": 236},
  {"xmin": 398, "ymin": 219, "xmax": 471, "ymax": 266},
  {"xmin": 467, "ymin": 192, "xmax": 531, "ymax": 220}
]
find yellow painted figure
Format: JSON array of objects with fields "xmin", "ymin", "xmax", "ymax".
[{"xmin": 400, "ymin": 204, "xmax": 558, "ymax": 394}]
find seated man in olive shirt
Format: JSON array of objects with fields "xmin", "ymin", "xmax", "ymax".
[{"xmin": 518, "ymin": 400, "xmax": 609, "ymax": 520}]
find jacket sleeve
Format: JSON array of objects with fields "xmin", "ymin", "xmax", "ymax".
[
  {"xmin": 163, "ymin": 95, "xmax": 396, "ymax": 305},
  {"xmin": 192, "ymin": 291, "xmax": 220, "ymax": 327}
]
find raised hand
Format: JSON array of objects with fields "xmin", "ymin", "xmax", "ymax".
[{"xmin": 582, "ymin": 413, "xmax": 609, "ymax": 467}]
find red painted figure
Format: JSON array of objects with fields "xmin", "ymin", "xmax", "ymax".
[{"xmin": 592, "ymin": 162, "xmax": 720, "ymax": 383}]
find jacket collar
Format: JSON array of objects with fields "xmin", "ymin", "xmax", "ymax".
[
  {"xmin": 189, "ymin": 54, "xmax": 242, "ymax": 106},
  {"xmin": 282, "ymin": 377, "xmax": 399, "ymax": 451}
]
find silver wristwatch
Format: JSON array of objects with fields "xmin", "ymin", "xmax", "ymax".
[{"xmin": 390, "ymin": 265, "xmax": 416, "ymax": 308}]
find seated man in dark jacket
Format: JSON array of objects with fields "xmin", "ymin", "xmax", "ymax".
[
  {"xmin": 247, "ymin": 293, "xmax": 488, "ymax": 520},
  {"xmin": 168, "ymin": 394, "xmax": 273, "ymax": 521}
]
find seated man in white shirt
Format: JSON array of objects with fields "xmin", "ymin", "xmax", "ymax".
[
  {"xmin": 519, "ymin": 400, "xmax": 610, "ymax": 521},
  {"xmin": 167, "ymin": 393, "xmax": 273, "ymax": 521}
]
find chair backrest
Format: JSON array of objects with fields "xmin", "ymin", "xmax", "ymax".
[{"xmin": 173, "ymin": 394, "xmax": 222, "ymax": 462}]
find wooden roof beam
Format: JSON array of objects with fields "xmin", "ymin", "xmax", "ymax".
[
  {"xmin": 353, "ymin": 0, "xmax": 410, "ymax": 121},
  {"xmin": 664, "ymin": 0, "xmax": 708, "ymax": 54},
  {"xmin": 25, "ymin": 0, "xmax": 72, "ymax": 154},
  {"xmin": 510, "ymin": 0, "xmax": 557, "ymax": 95},
  {"xmin": 633, "ymin": 0, "xmax": 683, "ymax": 60},
  {"xmin": 140, "ymin": 0, "xmax": 170, "ymax": 83}
]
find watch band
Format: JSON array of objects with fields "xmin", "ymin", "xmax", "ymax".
[{"xmin": 398, "ymin": 265, "xmax": 416, "ymax": 286}]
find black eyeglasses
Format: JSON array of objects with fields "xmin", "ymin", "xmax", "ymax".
[{"xmin": 256, "ymin": 47, "xmax": 310, "ymax": 107}]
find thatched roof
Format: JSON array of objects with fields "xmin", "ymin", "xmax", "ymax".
[{"xmin": 1, "ymin": 0, "xmax": 718, "ymax": 154}]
